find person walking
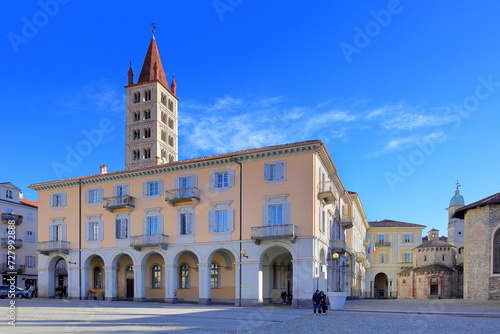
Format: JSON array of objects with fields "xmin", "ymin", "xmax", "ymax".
[
  {"xmin": 312, "ymin": 290, "xmax": 322, "ymax": 315},
  {"xmin": 28, "ymin": 285, "xmax": 35, "ymax": 298},
  {"xmin": 320, "ymin": 291, "xmax": 329, "ymax": 315},
  {"xmin": 281, "ymin": 289, "xmax": 288, "ymax": 304},
  {"xmin": 288, "ymin": 291, "xmax": 293, "ymax": 305}
]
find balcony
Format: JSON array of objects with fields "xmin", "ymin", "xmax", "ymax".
[
  {"xmin": 355, "ymin": 252, "xmax": 366, "ymax": 263},
  {"xmin": 1, "ymin": 263, "xmax": 25, "ymax": 273},
  {"xmin": 1, "ymin": 238, "xmax": 23, "ymax": 248},
  {"xmin": 363, "ymin": 238, "xmax": 370, "ymax": 247},
  {"xmin": 103, "ymin": 195, "xmax": 135, "ymax": 212},
  {"xmin": 37, "ymin": 241, "xmax": 70, "ymax": 255},
  {"xmin": 317, "ymin": 181, "xmax": 336, "ymax": 204},
  {"xmin": 1, "ymin": 213, "xmax": 23, "ymax": 225},
  {"xmin": 398, "ymin": 262, "xmax": 413, "ymax": 268},
  {"xmin": 130, "ymin": 234, "xmax": 168, "ymax": 251},
  {"xmin": 251, "ymin": 224, "xmax": 297, "ymax": 245},
  {"xmin": 165, "ymin": 188, "xmax": 200, "ymax": 206},
  {"xmin": 330, "ymin": 239, "xmax": 347, "ymax": 254},
  {"xmin": 362, "ymin": 259, "xmax": 371, "ymax": 269},
  {"xmin": 376, "ymin": 241, "xmax": 391, "ymax": 248},
  {"xmin": 341, "ymin": 214, "xmax": 353, "ymax": 229}
]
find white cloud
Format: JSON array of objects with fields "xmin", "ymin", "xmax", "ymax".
[{"xmin": 367, "ymin": 131, "xmax": 445, "ymax": 158}]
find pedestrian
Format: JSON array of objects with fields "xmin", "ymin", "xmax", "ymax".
[
  {"xmin": 281, "ymin": 289, "xmax": 287, "ymax": 304},
  {"xmin": 63, "ymin": 285, "xmax": 67, "ymax": 297},
  {"xmin": 288, "ymin": 291, "xmax": 293, "ymax": 305},
  {"xmin": 312, "ymin": 290, "xmax": 322, "ymax": 315},
  {"xmin": 320, "ymin": 291, "xmax": 329, "ymax": 315},
  {"xmin": 28, "ymin": 285, "xmax": 35, "ymax": 298},
  {"xmin": 33, "ymin": 285, "xmax": 38, "ymax": 298}
]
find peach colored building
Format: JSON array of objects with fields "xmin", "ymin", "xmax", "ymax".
[{"xmin": 29, "ymin": 34, "xmax": 362, "ymax": 308}]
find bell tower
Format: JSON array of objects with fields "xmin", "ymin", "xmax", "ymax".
[
  {"xmin": 446, "ymin": 181, "xmax": 465, "ymax": 249},
  {"xmin": 125, "ymin": 24, "xmax": 179, "ymax": 170}
]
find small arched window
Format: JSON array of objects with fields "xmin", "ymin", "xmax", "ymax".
[
  {"xmin": 494, "ymin": 229, "xmax": 500, "ymax": 274},
  {"xmin": 93, "ymin": 266, "xmax": 102, "ymax": 289},
  {"xmin": 152, "ymin": 264, "xmax": 161, "ymax": 288},
  {"xmin": 179, "ymin": 264, "xmax": 190, "ymax": 289},
  {"xmin": 211, "ymin": 262, "xmax": 220, "ymax": 289},
  {"xmin": 6, "ymin": 190, "xmax": 13, "ymax": 199}
]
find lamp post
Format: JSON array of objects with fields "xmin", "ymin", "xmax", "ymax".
[{"xmin": 332, "ymin": 253, "xmax": 349, "ymax": 291}]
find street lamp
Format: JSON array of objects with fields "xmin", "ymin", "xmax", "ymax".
[
  {"xmin": 66, "ymin": 257, "xmax": 76, "ymax": 265},
  {"xmin": 332, "ymin": 253, "xmax": 349, "ymax": 291}
]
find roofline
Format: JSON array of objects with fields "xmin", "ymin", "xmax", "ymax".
[
  {"xmin": 350, "ymin": 192, "xmax": 369, "ymax": 229},
  {"xmin": 317, "ymin": 142, "xmax": 352, "ymax": 205}
]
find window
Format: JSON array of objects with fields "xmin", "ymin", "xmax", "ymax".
[
  {"xmin": 93, "ymin": 266, "xmax": 102, "ymax": 289},
  {"xmin": 269, "ymin": 205, "xmax": 283, "ymax": 226},
  {"xmin": 148, "ymin": 216, "xmax": 159, "ymax": 235},
  {"xmin": 442, "ymin": 254, "xmax": 446, "ymax": 261},
  {"xmin": 134, "ymin": 111, "xmax": 140, "ymax": 121},
  {"xmin": 144, "ymin": 148, "xmax": 151, "ymax": 159},
  {"xmin": 320, "ymin": 205, "xmax": 325, "ymax": 232},
  {"xmin": 168, "ymin": 100, "xmax": 173, "ymax": 111},
  {"xmin": 144, "ymin": 128, "xmax": 151, "ymax": 138},
  {"xmin": 27, "ymin": 212, "xmax": 34, "ymax": 221},
  {"xmin": 6, "ymin": 190, "xmax": 13, "ymax": 199},
  {"xmin": 147, "ymin": 181, "xmax": 158, "ymax": 196},
  {"xmin": 161, "ymin": 130, "xmax": 167, "ymax": 142},
  {"xmin": 144, "ymin": 90, "xmax": 151, "ymax": 101},
  {"xmin": 161, "ymin": 112, "xmax": 167, "ymax": 124},
  {"xmin": 50, "ymin": 192, "xmax": 66, "ymax": 209},
  {"xmin": 168, "ymin": 136, "xmax": 174, "ymax": 147},
  {"xmin": 25, "ymin": 231, "xmax": 35, "ymax": 242},
  {"xmin": 143, "ymin": 179, "xmax": 163, "ymax": 199},
  {"xmin": 86, "ymin": 188, "xmax": 103, "ymax": 205},
  {"xmin": 161, "ymin": 93, "xmax": 166, "ymax": 106},
  {"xmin": 216, "ymin": 211, "xmax": 228, "ymax": 232},
  {"xmin": 89, "ymin": 222, "xmax": 98, "ymax": 241},
  {"xmin": 179, "ymin": 264, "xmax": 189, "ymax": 289},
  {"xmin": 211, "ymin": 263, "xmax": 220, "ymax": 289},
  {"xmin": 25, "ymin": 256, "xmax": 35, "ymax": 268},
  {"xmin": 424, "ymin": 255, "xmax": 428, "ymax": 262},
  {"xmin": 180, "ymin": 177, "xmax": 191, "ymax": 195},
  {"xmin": 50, "ymin": 224, "xmax": 62, "ymax": 241},
  {"xmin": 133, "ymin": 129, "xmax": 140, "ymax": 140},
  {"xmin": 86, "ymin": 216, "xmax": 103, "ymax": 242},
  {"xmin": 210, "ymin": 169, "xmax": 234, "ymax": 192},
  {"xmin": 168, "ymin": 118, "xmax": 174, "ymax": 129},
  {"xmin": 403, "ymin": 234, "xmax": 412, "ymax": 243},
  {"xmin": 144, "ymin": 109, "xmax": 151, "ymax": 119},
  {"xmin": 209, "ymin": 201, "xmax": 234, "ymax": 233},
  {"xmin": 494, "ymin": 229, "xmax": 500, "ymax": 274},
  {"xmin": 264, "ymin": 161, "xmax": 286, "ymax": 185},
  {"xmin": 217, "ymin": 172, "xmax": 228, "ymax": 188},
  {"xmin": 115, "ymin": 218, "xmax": 129, "ymax": 239},
  {"xmin": 403, "ymin": 253, "xmax": 412, "ymax": 263},
  {"xmin": 262, "ymin": 194, "xmax": 290, "ymax": 226},
  {"xmin": 134, "ymin": 92, "xmax": 140, "ymax": 103},
  {"xmin": 152, "ymin": 264, "xmax": 162, "ymax": 288},
  {"xmin": 377, "ymin": 235, "xmax": 386, "ymax": 244},
  {"xmin": 180, "ymin": 213, "xmax": 193, "ymax": 235},
  {"xmin": 379, "ymin": 253, "xmax": 388, "ymax": 263},
  {"xmin": 133, "ymin": 150, "xmax": 140, "ymax": 160}
]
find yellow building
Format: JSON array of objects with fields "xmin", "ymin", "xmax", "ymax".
[
  {"xmin": 366, "ymin": 219, "xmax": 426, "ymax": 298},
  {"xmin": 29, "ymin": 33, "xmax": 365, "ymax": 308}
]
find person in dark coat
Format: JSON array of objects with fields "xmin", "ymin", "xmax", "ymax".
[
  {"xmin": 312, "ymin": 290, "xmax": 322, "ymax": 315},
  {"xmin": 320, "ymin": 291, "xmax": 329, "ymax": 315},
  {"xmin": 281, "ymin": 289, "xmax": 288, "ymax": 304}
]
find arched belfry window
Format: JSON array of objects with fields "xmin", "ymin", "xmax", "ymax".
[{"xmin": 494, "ymin": 228, "xmax": 500, "ymax": 274}]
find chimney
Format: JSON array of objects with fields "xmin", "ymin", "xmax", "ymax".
[
  {"xmin": 155, "ymin": 156, "xmax": 161, "ymax": 165},
  {"xmin": 100, "ymin": 165, "xmax": 107, "ymax": 174}
]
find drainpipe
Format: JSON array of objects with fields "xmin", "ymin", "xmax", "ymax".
[
  {"xmin": 78, "ymin": 179, "xmax": 82, "ymax": 300},
  {"xmin": 230, "ymin": 157, "xmax": 243, "ymax": 306}
]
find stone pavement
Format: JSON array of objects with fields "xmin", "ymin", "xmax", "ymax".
[{"xmin": 0, "ymin": 298, "xmax": 499, "ymax": 333}]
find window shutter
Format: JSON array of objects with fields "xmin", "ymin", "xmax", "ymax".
[
  {"xmin": 48, "ymin": 226, "xmax": 54, "ymax": 241},
  {"xmin": 98, "ymin": 221, "xmax": 104, "ymax": 240},
  {"xmin": 115, "ymin": 219, "xmax": 120, "ymax": 239},
  {"xmin": 209, "ymin": 172, "xmax": 215, "ymax": 189},
  {"xmin": 283, "ymin": 202, "xmax": 291, "ymax": 225},
  {"xmin": 192, "ymin": 175, "xmax": 198, "ymax": 189},
  {"xmin": 264, "ymin": 163, "xmax": 270, "ymax": 181},
  {"xmin": 143, "ymin": 182, "xmax": 148, "ymax": 196},
  {"xmin": 85, "ymin": 190, "xmax": 89, "ymax": 204},
  {"xmin": 277, "ymin": 161, "xmax": 285, "ymax": 180},
  {"xmin": 50, "ymin": 194, "xmax": 53, "ymax": 207},
  {"xmin": 61, "ymin": 193, "xmax": 67, "ymax": 207},
  {"xmin": 123, "ymin": 218, "xmax": 129, "ymax": 238},
  {"xmin": 98, "ymin": 188, "xmax": 103, "ymax": 202},
  {"xmin": 113, "ymin": 186, "xmax": 118, "ymax": 197},
  {"xmin": 159, "ymin": 179, "xmax": 164, "ymax": 195},
  {"xmin": 175, "ymin": 177, "xmax": 180, "ymax": 190},
  {"xmin": 228, "ymin": 208, "xmax": 234, "ymax": 231},
  {"xmin": 262, "ymin": 204, "xmax": 269, "ymax": 226},
  {"xmin": 85, "ymin": 222, "xmax": 90, "ymax": 241},
  {"xmin": 189, "ymin": 213, "xmax": 194, "ymax": 234},
  {"xmin": 143, "ymin": 217, "xmax": 148, "ymax": 235},
  {"xmin": 229, "ymin": 169, "xmax": 235, "ymax": 187},
  {"xmin": 124, "ymin": 184, "xmax": 129, "ymax": 195},
  {"xmin": 208, "ymin": 210, "xmax": 215, "ymax": 232}
]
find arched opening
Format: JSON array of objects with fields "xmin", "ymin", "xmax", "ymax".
[
  {"xmin": 430, "ymin": 277, "xmax": 439, "ymax": 296},
  {"xmin": 261, "ymin": 246, "xmax": 293, "ymax": 306},
  {"xmin": 141, "ymin": 252, "xmax": 165, "ymax": 301},
  {"xmin": 113, "ymin": 254, "xmax": 134, "ymax": 300},
  {"xmin": 207, "ymin": 248, "xmax": 237, "ymax": 305},
  {"xmin": 54, "ymin": 258, "xmax": 68, "ymax": 295},
  {"xmin": 176, "ymin": 251, "xmax": 199, "ymax": 303},
  {"xmin": 86, "ymin": 255, "xmax": 105, "ymax": 299},
  {"xmin": 374, "ymin": 272, "xmax": 388, "ymax": 299}
]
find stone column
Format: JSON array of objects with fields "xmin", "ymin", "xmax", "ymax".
[
  {"xmin": 81, "ymin": 266, "xmax": 90, "ymax": 300},
  {"xmin": 68, "ymin": 266, "xmax": 79, "ymax": 299},
  {"xmin": 134, "ymin": 265, "xmax": 146, "ymax": 302},
  {"xmin": 294, "ymin": 259, "xmax": 315, "ymax": 309},
  {"xmin": 104, "ymin": 266, "xmax": 117, "ymax": 301},
  {"xmin": 38, "ymin": 267, "xmax": 51, "ymax": 298},
  {"xmin": 234, "ymin": 260, "xmax": 241, "ymax": 306},
  {"xmin": 239, "ymin": 261, "xmax": 261, "ymax": 307},
  {"xmin": 164, "ymin": 264, "xmax": 178, "ymax": 303},
  {"xmin": 198, "ymin": 263, "xmax": 212, "ymax": 305}
]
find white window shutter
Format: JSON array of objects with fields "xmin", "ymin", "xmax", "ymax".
[
  {"xmin": 228, "ymin": 208, "xmax": 234, "ymax": 231},
  {"xmin": 85, "ymin": 190, "xmax": 89, "ymax": 204},
  {"xmin": 85, "ymin": 222, "xmax": 90, "ymax": 241},
  {"xmin": 115, "ymin": 219, "xmax": 120, "ymax": 239},
  {"xmin": 229, "ymin": 169, "xmax": 235, "ymax": 187},
  {"xmin": 192, "ymin": 175, "xmax": 198, "ymax": 189},
  {"xmin": 277, "ymin": 161, "xmax": 285, "ymax": 180},
  {"xmin": 264, "ymin": 163, "xmax": 270, "ymax": 181},
  {"xmin": 283, "ymin": 202, "xmax": 291, "ymax": 225},
  {"xmin": 124, "ymin": 184, "xmax": 129, "ymax": 195},
  {"xmin": 113, "ymin": 186, "xmax": 117, "ymax": 197},
  {"xmin": 123, "ymin": 218, "xmax": 129, "ymax": 238},
  {"xmin": 61, "ymin": 224, "xmax": 66, "ymax": 241},
  {"xmin": 262, "ymin": 204, "xmax": 269, "ymax": 226},
  {"xmin": 208, "ymin": 210, "xmax": 215, "ymax": 232},
  {"xmin": 61, "ymin": 193, "xmax": 67, "ymax": 207},
  {"xmin": 159, "ymin": 179, "xmax": 164, "ymax": 195},
  {"xmin": 209, "ymin": 172, "xmax": 215, "ymax": 190},
  {"xmin": 189, "ymin": 213, "xmax": 194, "ymax": 234},
  {"xmin": 98, "ymin": 188, "xmax": 103, "ymax": 202},
  {"xmin": 143, "ymin": 217, "xmax": 149, "ymax": 235},
  {"xmin": 175, "ymin": 177, "xmax": 180, "ymax": 190},
  {"xmin": 143, "ymin": 182, "xmax": 148, "ymax": 196},
  {"xmin": 50, "ymin": 194, "xmax": 53, "ymax": 208},
  {"xmin": 98, "ymin": 221, "xmax": 104, "ymax": 240},
  {"xmin": 49, "ymin": 225, "xmax": 54, "ymax": 241}
]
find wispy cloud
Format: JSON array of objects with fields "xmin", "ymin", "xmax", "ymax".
[{"xmin": 367, "ymin": 131, "xmax": 445, "ymax": 158}]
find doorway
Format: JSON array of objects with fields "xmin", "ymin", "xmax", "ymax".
[{"xmin": 126, "ymin": 278, "xmax": 134, "ymax": 298}]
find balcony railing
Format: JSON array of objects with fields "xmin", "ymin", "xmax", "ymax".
[
  {"xmin": 398, "ymin": 262, "xmax": 413, "ymax": 268},
  {"xmin": 330, "ymin": 239, "xmax": 347, "ymax": 254},
  {"xmin": 251, "ymin": 224, "xmax": 297, "ymax": 245},
  {"xmin": 317, "ymin": 181, "xmax": 336, "ymax": 204},
  {"xmin": 103, "ymin": 195, "xmax": 135, "ymax": 212},
  {"xmin": 341, "ymin": 214, "xmax": 353, "ymax": 229},
  {"xmin": 1, "ymin": 263, "xmax": 25, "ymax": 273},
  {"xmin": 130, "ymin": 234, "xmax": 168, "ymax": 251},
  {"xmin": 1, "ymin": 238, "xmax": 23, "ymax": 248},
  {"xmin": 376, "ymin": 241, "xmax": 391, "ymax": 248},
  {"xmin": 355, "ymin": 251, "xmax": 366, "ymax": 263},
  {"xmin": 165, "ymin": 188, "xmax": 200, "ymax": 206},
  {"xmin": 1, "ymin": 213, "xmax": 23, "ymax": 225},
  {"xmin": 37, "ymin": 241, "xmax": 70, "ymax": 255}
]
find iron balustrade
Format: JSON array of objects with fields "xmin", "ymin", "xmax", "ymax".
[
  {"xmin": 1, "ymin": 213, "xmax": 23, "ymax": 224},
  {"xmin": 376, "ymin": 241, "xmax": 391, "ymax": 247},
  {"xmin": 251, "ymin": 224, "xmax": 297, "ymax": 245},
  {"xmin": 37, "ymin": 241, "xmax": 70, "ymax": 255},
  {"xmin": 130, "ymin": 234, "xmax": 168, "ymax": 251},
  {"xmin": 103, "ymin": 195, "xmax": 135, "ymax": 212},
  {"xmin": 1, "ymin": 238, "xmax": 23, "ymax": 248},
  {"xmin": 165, "ymin": 187, "xmax": 200, "ymax": 206},
  {"xmin": 1, "ymin": 263, "xmax": 25, "ymax": 273}
]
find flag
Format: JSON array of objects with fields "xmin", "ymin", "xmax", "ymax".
[
  {"xmin": 367, "ymin": 244, "xmax": 371, "ymax": 254},
  {"xmin": 372, "ymin": 240, "xmax": 376, "ymax": 254}
]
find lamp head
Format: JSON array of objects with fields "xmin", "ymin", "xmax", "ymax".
[{"xmin": 332, "ymin": 253, "xmax": 339, "ymax": 259}]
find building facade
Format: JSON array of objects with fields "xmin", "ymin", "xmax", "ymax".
[
  {"xmin": 29, "ymin": 34, "xmax": 363, "ymax": 308},
  {"xmin": 366, "ymin": 219, "xmax": 425, "ymax": 298},
  {"xmin": 1, "ymin": 182, "xmax": 38, "ymax": 288},
  {"xmin": 453, "ymin": 191, "xmax": 500, "ymax": 300},
  {"xmin": 447, "ymin": 185, "xmax": 465, "ymax": 264}
]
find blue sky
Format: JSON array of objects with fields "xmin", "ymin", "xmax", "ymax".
[{"xmin": 2, "ymin": 1, "xmax": 500, "ymax": 235}]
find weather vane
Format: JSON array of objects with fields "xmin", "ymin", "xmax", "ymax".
[
  {"xmin": 151, "ymin": 20, "xmax": 156, "ymax": 34},
  {"xmin": 456, "ymin": 180, "xmax": 461, "ymax": 189}
]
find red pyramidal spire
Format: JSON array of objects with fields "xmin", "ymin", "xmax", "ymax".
[{"xmin": 137, "ymin": 36, "xmax": 170, "ymax": 89}]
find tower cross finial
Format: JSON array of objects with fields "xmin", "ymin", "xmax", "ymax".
[
  {"xmin": 456, "ymin": 180, "xmax": 461, "ymax": 189},
  {"xmin": 151, "ymin": 20, "xmax": 156, "ymax": 34}
]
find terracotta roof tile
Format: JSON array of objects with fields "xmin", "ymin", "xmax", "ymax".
[
  {"xmin": 452, "ymin": 191, "xmax": 500, "ymax": 219},
  {"xmin": 368, "ymin": 219, "xmax": 426, "ymax": 228},
  {"xmin": 137, "ymin": 36, "xmax": 170, "ymax": 89},
  {"xmin": 19, "ymin": 198, "xmax": 38, "ymax": 208}
]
